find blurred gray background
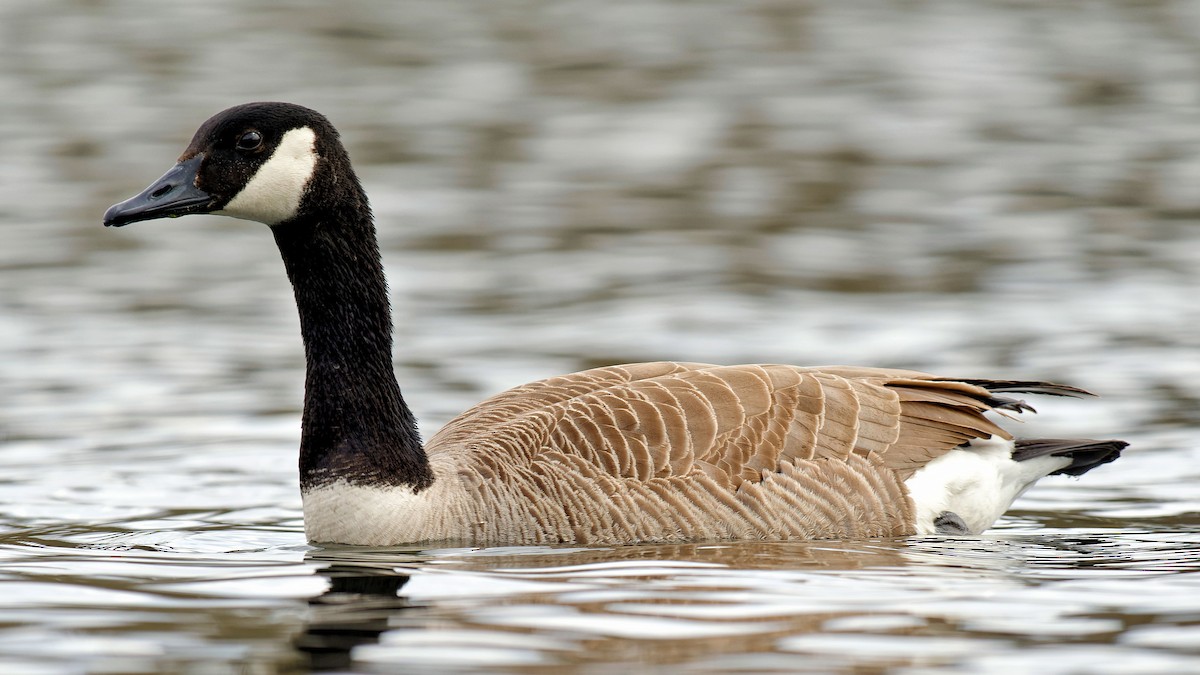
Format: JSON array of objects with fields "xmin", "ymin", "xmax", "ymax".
[{"xmin": 6, "ymin": 1, "xmax": 1197, "ymax": 438}]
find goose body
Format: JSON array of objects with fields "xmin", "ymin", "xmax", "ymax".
[{"xmin": 104, "ymin": 102, "xmax": 1125, "ymax": 546}]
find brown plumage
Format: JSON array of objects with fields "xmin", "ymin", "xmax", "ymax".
[{"xmin": 302, "ymin": 362, "xmax": 1109, "ymax": 545}]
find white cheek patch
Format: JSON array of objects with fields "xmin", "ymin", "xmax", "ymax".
[{"xmin": 218, "ymin": 126, "xmax": 318, "ymax": 225}]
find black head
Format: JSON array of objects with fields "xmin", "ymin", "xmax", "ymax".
[{"xmin": 104, "ymin": 102, "xmax": 348, "ymax": 228}]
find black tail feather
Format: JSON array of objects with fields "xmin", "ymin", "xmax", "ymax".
[{"xmin": 1012, "ymin": 438, "xmax": 1127, "ymax": 477}]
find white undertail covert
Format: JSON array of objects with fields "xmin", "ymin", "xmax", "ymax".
[{"xmin": 904, "ymin": 437, "xmax": 1073, "ymax": 535}]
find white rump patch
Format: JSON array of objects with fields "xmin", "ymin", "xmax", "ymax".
[
  {"xmin": 219, "ymin": 126, "xmax": 317, "ymax": 225},
  {"xmin": 904, "ymin": 437, "xmax": 1073, "ymax": 535}
]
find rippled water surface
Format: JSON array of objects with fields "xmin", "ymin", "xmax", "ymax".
[{"xmin": 2, "ymin": 1, "xmax": 1200, "ymax": 673}]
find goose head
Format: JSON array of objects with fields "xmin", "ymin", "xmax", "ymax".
[{"xmin": 103, "ymin": 102, "xmax": 347, "ymax": 228}]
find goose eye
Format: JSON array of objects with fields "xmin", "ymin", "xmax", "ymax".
[{"xmin": 236, "ymin": 130, "xmax": 263, "ymax": 152}]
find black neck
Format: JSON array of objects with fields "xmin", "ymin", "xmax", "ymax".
[{"xmin": 271, "ymin": 197, "xmax": 431, "ymax": 491}]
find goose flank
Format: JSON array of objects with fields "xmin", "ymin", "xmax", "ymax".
[{"xmin": 103, "ymin": 102, "xmax": 1126, "ymax": 545}]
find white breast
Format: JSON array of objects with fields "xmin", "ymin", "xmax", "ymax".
[{"xmin": 301, "ymin": 467, "xmax": 471, "ymax": 544}]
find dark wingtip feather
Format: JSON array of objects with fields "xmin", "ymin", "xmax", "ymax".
[
  {"xmin": 991, "ymin": 397, "xmax": 1037, "ymax": 414},
  {"xmin": 933, "ymin": 378, "xmax": 1097, "ymax": 416},
  {"xmin": 955, "ymin": 379, "xmax": 1097, "ymax": 398}
]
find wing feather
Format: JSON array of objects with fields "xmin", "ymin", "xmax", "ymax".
[
  {"xmin": 423, "ymin": 361, "xmax": 1074, "ymax": 543},
  {"xmin": 431, "ymin": 362, "xmax": 1049, "ymax": 484}
]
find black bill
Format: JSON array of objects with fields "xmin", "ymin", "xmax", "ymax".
[{"xmin": 103, "ymin": 154, "xmax": 216, "ymax": 227}]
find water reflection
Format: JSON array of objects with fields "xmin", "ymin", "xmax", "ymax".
[
  {"xmin": 0, "ymin": 517, "xmax": 1198, "ymax": 672},
  {"xmin": 290, "ymin": 535, "xmax": 1200, "ymax": 673},
  {"xmin": 298, "ymin": 561, "xmax": 415, "ymax": 671}
]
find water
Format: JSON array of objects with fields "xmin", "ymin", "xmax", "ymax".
[{"xmin": 2, "ymin": 1, "xmax": 1199, "ymax": 672}]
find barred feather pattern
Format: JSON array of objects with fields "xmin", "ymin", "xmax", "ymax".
[{"xmin": 303, "ymin": 362, "xmax": 1062, "ymax": 546}]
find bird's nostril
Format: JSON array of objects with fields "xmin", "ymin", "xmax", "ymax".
[{"xmin": 150, "ymin": 184, "xmax": 174, "ymax": 199}]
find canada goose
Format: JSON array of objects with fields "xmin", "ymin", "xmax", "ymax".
[{"xmin": 103, "ymin": 102, "xmax": 1125, "ymax": 546}]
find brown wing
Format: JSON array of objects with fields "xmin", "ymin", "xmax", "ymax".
[{"xmin": 428, "ymin": 362, "xmax": 1053, "ymax": 485}]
